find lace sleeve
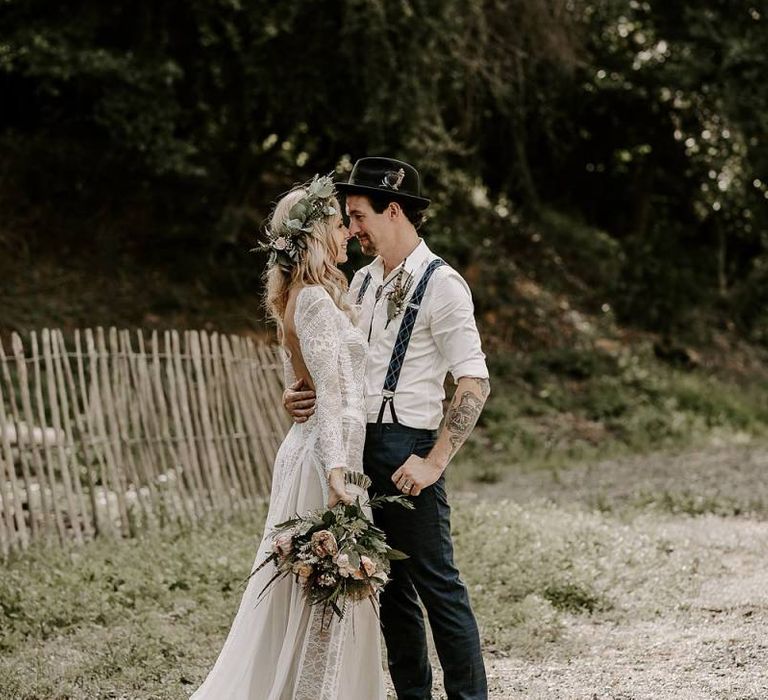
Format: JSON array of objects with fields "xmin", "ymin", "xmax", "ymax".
[{"xmin": 295, "ymin": 286, "xmax": 347, "ymax": 474}]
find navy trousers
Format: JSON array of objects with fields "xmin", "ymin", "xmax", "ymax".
[{"xmin": 363, "ymin": 423, "xmax": 487, "ymax": 700}]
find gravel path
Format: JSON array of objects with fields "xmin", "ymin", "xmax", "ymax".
[{"xmin": 466, "ymin": 443, "xmax": 768, "ymax": 699}]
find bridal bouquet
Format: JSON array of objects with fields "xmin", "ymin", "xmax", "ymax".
[{"xmin": 246, "ymin": 472, "xmax": 413, "ymax": 622}]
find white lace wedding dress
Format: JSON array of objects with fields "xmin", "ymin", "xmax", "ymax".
[{"xmin": 190, "ymin": 286, "xmax": 386, "ymax": 700}]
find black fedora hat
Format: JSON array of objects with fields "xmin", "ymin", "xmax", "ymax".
[{"xmin": 336, "ymin": 157, "xmax": 431, "ymax": 209}]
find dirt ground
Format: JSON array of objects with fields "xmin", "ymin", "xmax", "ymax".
[{"xmin": 459, "ymin": 443, "xmax": 768, "ymax": 699}]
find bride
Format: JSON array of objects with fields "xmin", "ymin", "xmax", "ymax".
[{"xmin": 190, "ymin": 176, "xmax": 386, "ymax": 700}]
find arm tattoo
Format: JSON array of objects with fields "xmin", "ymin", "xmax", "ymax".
[
  {"xmin": 445, "ymin": 385, "xmax": 486, "ymax": 458},
  {"xmin": 468, "ymin": 377, "xmax": 490, "ymax": 401}
]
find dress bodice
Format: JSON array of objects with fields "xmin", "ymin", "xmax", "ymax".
[{"xmin": 281, "ymin": 285, "xmax": 367, "ymax": 473}]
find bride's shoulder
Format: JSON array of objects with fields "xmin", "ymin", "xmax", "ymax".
[
  {"xmin": 291, "ymin": 285, "xmax": 338, "ymax": 320},
  {"xmin": 293, "ymin": 284, "xmax": 331, "ymax": 306}
]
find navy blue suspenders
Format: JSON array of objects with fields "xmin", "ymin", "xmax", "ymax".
[
  {"xmin": 356, "ymin": 272, "xmax": 372, "ymax": 305},
  {"xmin": 355, "ymin": 259, "xmax": 447, "ymax": 424},
  {"xmin": 377, "ymin": 258, "xmax": 446, "ymax": 424}
]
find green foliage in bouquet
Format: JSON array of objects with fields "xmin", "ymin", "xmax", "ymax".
[{"xmin": 245, "ymin": 482, "xmax": 413, "ymax": 623}]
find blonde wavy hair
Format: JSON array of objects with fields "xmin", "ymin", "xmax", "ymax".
[{"xmin": 264, "ymin": 186, "xmax": 353, "ymax": 330}]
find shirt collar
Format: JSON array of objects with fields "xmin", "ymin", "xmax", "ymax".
[{"xmin": 370, "ymin": 238, "xmax": 431, "ymax": 282}]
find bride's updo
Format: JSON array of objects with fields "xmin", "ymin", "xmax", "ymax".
[{"xmin": 263, "ymin": 178, "xmax": 353, "ymax": 329}]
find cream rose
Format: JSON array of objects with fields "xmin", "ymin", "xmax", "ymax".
[
  {"xmin": 360, "ymin": 556, "xmax": 377, "ymax": 577},
  {"xmin": 293, "ymin": 561, "xmax": 313, "ymax": 579}
]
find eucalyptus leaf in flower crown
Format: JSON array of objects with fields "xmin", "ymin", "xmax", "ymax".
[{"xmin": 251, "ymin": 173, "xmax": 338, "ymax": 269}]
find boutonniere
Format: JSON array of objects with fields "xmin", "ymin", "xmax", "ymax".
[{"xmin": 385, "ymin": 267, "xmax": 414, "ymax": 327}]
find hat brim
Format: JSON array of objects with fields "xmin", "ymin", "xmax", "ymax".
[{"xmin": 336, "ymin": 182, "xmax": 431, "ymax": 210}]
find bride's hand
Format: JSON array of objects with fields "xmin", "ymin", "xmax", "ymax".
[{"xmin": 327, "ymin": 467, "xmax": 354, "ymax": 509}]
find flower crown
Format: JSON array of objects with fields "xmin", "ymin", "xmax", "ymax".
[{"xmin": 255, "ymin": 174, "xmax": 338, "ymax": 269}]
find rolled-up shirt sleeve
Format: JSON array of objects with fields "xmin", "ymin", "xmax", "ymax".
[{"xmin": 428, "ymin": 269, "xmax": 489, "ymax": 382}]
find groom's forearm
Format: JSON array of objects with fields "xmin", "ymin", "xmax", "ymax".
[{"xmin": 427, "ymin": 376, "xmax": 490, "ymax": 471}]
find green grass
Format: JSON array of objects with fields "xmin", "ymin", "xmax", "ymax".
[
  {"xmin": 0, "ymin": 497, "xmax": 700, "ymax": 698},
  {"xmin": 456, "ymin": 346, "xmax": 768, "ymax": 485},
  {"xmin": 0, "ymin": 509, "xmax": 268, "ymax": 699},
  {"xmin": 626, "ymin": 488, "xmax": 768, "ymax": 518}
]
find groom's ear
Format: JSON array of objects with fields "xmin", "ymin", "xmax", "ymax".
[{"xmin": 387, "ymin": 201, "xmax": 403, "ymax": 220}]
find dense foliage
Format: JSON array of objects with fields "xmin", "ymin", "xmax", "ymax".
[{"xmin": 1, "ymin": 1, "xmax": 766, "ymax": 336}]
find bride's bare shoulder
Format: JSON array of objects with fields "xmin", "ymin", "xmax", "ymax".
[{"xmin": 282, "ymin": 286, "xmax": 319, "ymax": 387}]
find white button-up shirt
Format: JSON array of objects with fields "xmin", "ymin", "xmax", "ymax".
[{"xmin": 348, "ymin": 239, "xmax": 488, "ymax": 430}]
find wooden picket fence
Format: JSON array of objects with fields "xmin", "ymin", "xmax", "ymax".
[{"xmin": 0, "ymin": 328, "xmax": 290, "ymax": 558}]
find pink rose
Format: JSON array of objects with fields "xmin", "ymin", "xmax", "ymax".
[
  {"xmin": 311, "ymin": 530, "xmax": 338, "ymax": 558},
  {"xmin": 352, "ymin": 555, "xmax": 376, "ymax": 581},
  {"xmin": 334, "ymin": 552, "xmax": 357, "ymax": 578},
  {"xmin": 272, "ymin": 533, "xmax": 293, "ymax": 557},
  {"xmin": 272, "ymin": 236, "xmax": 288, "ymax": 251},
  {"xmin": 350, "ymin": 555, "xmax": 378, "ymax": 580}
]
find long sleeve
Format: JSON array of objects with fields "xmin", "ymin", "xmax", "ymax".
[{"xmin": 295, "ymin": 286, "xmax": 347, "ymax": 474}]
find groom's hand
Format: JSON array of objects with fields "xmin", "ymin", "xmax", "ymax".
[
  {"xmin": 283, "ymin": 379, "xmax": 316, "ymax": 423},
  {"xmin": 392, "ymin": 455, "xmax": 444, "ymax": 497}
]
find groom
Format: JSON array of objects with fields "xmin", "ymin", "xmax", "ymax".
[{"xmin": 285, "ymin": 157, "xmax": 489, "ymax": 700}]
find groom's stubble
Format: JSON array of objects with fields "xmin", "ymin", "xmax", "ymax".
[{"xmin": 353, "ymin": 236, "xmax": 377, "ymax": 257}]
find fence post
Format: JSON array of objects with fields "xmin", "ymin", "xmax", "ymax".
[{"xmin": 0, "ymin": 329, "xmax": 287, "ymax": 553}]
